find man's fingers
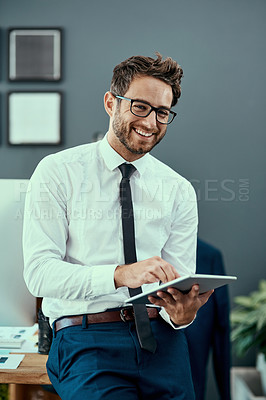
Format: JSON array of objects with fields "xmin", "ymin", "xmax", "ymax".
[
  {"xmin": 167, "ymin": 284, "xmax": 199, "ymax": 300},
  {"xmin": 167, "ymin": 287, "xmax": 183, "ymax": 301},
  {"xmin": 116, "ymin": 256, "xmax": 181, "ymax": 288},
  {"xmin": 189, "ymin": 284, "xmax": 200, "ymax": 296},
  {"xmin": 148, "ymin": 260, "xmax": 178, "ymax": 284},
  {"xmin": 199, "ymin": 290, "xmax": 214, "ymax": 303},
  {"xmin": 149, "ymin": 286, "xmax": 214, "ymax": 327},
  {"xmin": 157, "ymin": 291, "xmax": 174, "ymax": 304},
  {"xmin": 148, "ymin": 265, "xmax": 169, "ymax": 283},
  {"xmin": 148, "ymin": 295, "xmax": 165, "ymax": 307},
  {"xmin": 159, "ymin": 263, "xmax": 180, "ymax": 283}
]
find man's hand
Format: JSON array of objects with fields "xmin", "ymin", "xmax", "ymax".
[
  {"xmin": 148, "ymin": 285, "xmax": 214, "ymax": 326},
  {"xmin": 114, "ymin": 256, "xmax": 180, "ymax": 289}
]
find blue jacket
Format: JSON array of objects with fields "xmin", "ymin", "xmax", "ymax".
[{"xmin": 185, "ymin": 239, "xmax": 231, "ymax": 400}]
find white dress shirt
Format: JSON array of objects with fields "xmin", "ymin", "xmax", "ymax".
[{"xmin": 23, "ymin": 135, "xmax": 198, "ymax": 327}]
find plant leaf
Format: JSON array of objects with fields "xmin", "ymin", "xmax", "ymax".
[
  {"xmin": 233, "ymin": 296, "xmax": 253, "ymax": 308},
  {"xmin": 257, "ymin": 305, "xmax": 266, "ymax": 331},
  {"xmin": 234, "ymin": 334, "xmax": 255, "ymax": 357}
]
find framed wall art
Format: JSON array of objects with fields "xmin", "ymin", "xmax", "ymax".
[
  {"xmin": 8, "ymin": 91, "xmax": 62, "ymax": 145},
  {"xmin": 8, "ymin": 28, "xmax": 62, "ymax": 81}
]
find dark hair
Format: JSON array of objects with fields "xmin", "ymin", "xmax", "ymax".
[{"xmin": 110, "ymin": 52, "xmax": 183, "ymax": 107}]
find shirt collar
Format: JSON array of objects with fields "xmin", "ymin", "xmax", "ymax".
[{"xmin": 99, "ymin": 133, "xmax": 149, "ymax": 176}]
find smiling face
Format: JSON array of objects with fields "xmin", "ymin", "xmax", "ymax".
[{"xmin": 104, "ymin": 75, "xmax": 173, "ymax": 161}]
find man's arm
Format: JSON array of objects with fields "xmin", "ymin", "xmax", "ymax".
[
  {"xmin": 23, "ymin": 156, "xmax": 118, "ymax": 300},
  {"xmin": 114, "ymin": 180, "xmax": 213, "ymax": 327}
]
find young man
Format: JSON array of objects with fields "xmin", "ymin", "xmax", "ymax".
[{"xmin": 23, "ymin": 53, "xmax": 213, "ymax": 400}]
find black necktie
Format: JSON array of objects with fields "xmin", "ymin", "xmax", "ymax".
[{"xmin": 118, "ymin": 163, "xmax": 157, "ymax": 353}]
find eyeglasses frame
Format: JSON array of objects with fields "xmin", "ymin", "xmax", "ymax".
[{"xmin": 114, "ymin": 95, "xmax": 177, "ymax": 125}]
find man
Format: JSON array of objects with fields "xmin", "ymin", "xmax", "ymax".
[{"xmin": 23, "ymin": 53, "xmax": 213, "ymax": 400}]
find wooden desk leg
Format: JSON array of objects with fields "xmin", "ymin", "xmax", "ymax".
[
  {"xmin": 9, "ymin": 384, "xmax": 19, "ymax": 400},
  {"xmin": 9, "ymin": 384, "xmax": 61, "ymax": 400}
]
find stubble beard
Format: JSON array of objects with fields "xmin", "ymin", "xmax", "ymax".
[{"xmin": 112, "ymin": 109, "xmax": 166, "ymax": 156}]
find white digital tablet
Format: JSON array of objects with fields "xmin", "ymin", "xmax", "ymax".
[{"xmin": 124, "ymin": 274, "xmax": 237, "ymax": 305}]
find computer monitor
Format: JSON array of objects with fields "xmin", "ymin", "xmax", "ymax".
[{"xmin": 0, "ymin": 179, "xmax": 36, "ymax": 326}]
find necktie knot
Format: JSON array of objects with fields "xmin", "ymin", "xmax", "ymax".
[{"xmin": 118, "ymin": 163, "xmax": 136, "ymax": 180}]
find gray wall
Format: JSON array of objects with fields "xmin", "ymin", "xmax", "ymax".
[{"xmin": 1, "ymin": 0, "xmax": 266, "ymax": 398}]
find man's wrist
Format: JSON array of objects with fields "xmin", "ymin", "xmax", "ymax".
[
  {"xmin": 114, "ymin": 265, "xmax": 124, "ymax": 289},
  {"xmin": 170, "ymin": 314, "xmax": 197, "ymax": 327}
]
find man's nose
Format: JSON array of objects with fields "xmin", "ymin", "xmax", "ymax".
[{"xmin": 142, "ymin": 110, "xmax": 158, "ymax": 129}]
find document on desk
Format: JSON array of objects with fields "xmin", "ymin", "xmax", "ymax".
[
  {"xmin": 0, "ymin": 324, "xmax": 38, "ymax": 353},
  {"xmin": 0, "ymin": 354, "xmax": 24, "ymax": 369}
]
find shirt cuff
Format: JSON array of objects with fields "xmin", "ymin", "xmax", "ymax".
[
  {"xmin": 159, "ymin": 307, "xmax": 196, "ymax": 330},
  {"xmin": 90, "ymin": 264, "xmax": 118, "ymax": 297}
]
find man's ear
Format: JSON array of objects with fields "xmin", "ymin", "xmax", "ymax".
[{"xmin": 104, "ymin": 91, "xmax": 115, "ymax": 117}]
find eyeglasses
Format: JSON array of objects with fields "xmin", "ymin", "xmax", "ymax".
[{"xmin": 114, "ymin": 95, "xmax": 177, "ymax": 125}]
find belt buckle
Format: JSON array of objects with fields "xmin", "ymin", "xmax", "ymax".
[{"xmin": 120, "ymin": 307, "xmax": 134, "ymax": 322}]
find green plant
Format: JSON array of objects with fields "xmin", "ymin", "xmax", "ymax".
[
  {"xmin": 0, "ymin": 384, "xmax": 8, "ymax": 400},
  {"xmin": 231, "ymin": 279, "xmax": 266, "ymax": 358}
]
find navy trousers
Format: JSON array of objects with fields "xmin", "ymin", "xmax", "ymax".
[{"xmin": 47, "ymin": 316, "xmax": 195, "ymax": 400}]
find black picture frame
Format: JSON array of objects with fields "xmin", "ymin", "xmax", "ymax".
[
  {"xmin": 7, "ymin": 91, "xmax": 62, "ymax": 146},
  {"xmin": 8, "ymin": 28, "xmax": 62, "ymax": 81}
]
